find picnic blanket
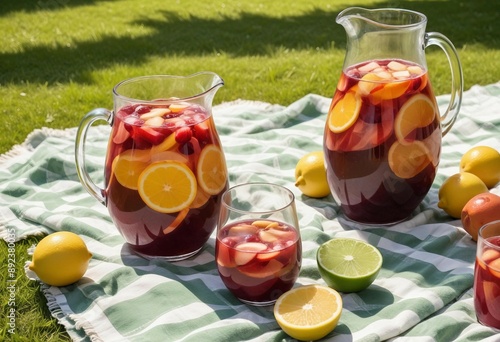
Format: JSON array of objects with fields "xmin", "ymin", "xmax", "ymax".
[{"xmin": 2, "ymin": 82, "xmax": 500, "ymax": 341}]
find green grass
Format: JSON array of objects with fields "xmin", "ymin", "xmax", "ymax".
[{"xmin": 1, "ymin": 0, "xmax": 500, "ymax": 340}]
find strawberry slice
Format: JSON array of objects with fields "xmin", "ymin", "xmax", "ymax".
[
  {"xmin": 193, "ymin": 122, "xmax": 210, "ymax": 142},
  {"xmin": 135, "ymin": 126, "xmax": 165, "ymax": 145},
  {"xmin": 175, "ymin": 127, "xmax": 193, "ymax": 144}
]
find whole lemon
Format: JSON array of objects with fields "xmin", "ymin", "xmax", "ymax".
[
  {"xmin": 29, "ymin": 231, "xmax": 92, "ymax": 286},
  {"xmin": 438, "ymin": 172, "xmax": 488, "ymax": 219},
  {"xmin": 295, "ymin": 151, "xmax": 330, "ymax": 198},
  {"xmin": 460, "ymin": 146, "xmax": 500, "ymax": 188}
]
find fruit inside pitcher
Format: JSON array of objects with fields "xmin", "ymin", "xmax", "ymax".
[
  {"xmin": 105, "ymin": 101, "xmax": 228, "ymax": 258},
  {"xmin": 324, "ymin": 59, "xmax": 441, "ymax": 224}
]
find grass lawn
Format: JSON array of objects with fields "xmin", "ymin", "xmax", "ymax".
[{"xmin": 1, "ymin": 0, "xmax": 500, "ymax": 340}]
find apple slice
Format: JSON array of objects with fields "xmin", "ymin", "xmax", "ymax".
[
  {"xmin": 483, "ymin": 249, "xmax": 500, "ymax": 263},
  {"xmin": 388, "ymin": 61, "xmax": 408, "ymax": 71},
  {"xmin": 489, "ymin": 258, "xmax": 500, "ymax": 278},
  {"xmin": 144, "ymin": 116, "xmax": 165, "ymax": 127},
  {"xmin": 484, "ymin": 281, "xmax": 500, "ymax": 320},
  {"xmin": 239, "ymin": 259, "xmax": 284, "ymax": 278},
  {"xmin": 358, "ymin": 61, "xmax": 381, "ymax": 74},
  {"xmin": 169, "ymin": 103, "xmax": 190, "ymax": 113},
  {"xmin": 256, "ymin": 250, "xmax": 280, "ymax": 261},
  {"xmin": 259, "ymin": 228, "xmax": 295, "ymax": 243},
  {"xmin": 228, "ymin": 224, "xmax": 258, "ymax": 236},
  {"xmin": 252, "ymin": 220, "xmax": 279, "ymax": 229},
  {"xmin": 234, "ymin": 242, "xmax": 267, "ymax": 265},
  {"xmin": 140, "ymin": 107, "xmax": 171, "ymax": 120}
]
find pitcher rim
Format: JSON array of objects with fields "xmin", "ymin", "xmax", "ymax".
[
  {"xmin": 336, "ymin": 7, "xmax": 427, "ymax": 29},
  {"xmin": 112, "ymin": 71, "xmax": 224, "ymax": 104}
]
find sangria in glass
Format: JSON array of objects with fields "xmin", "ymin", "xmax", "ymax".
[
  {"xmin": 474, "ymin": 220, "xmax": 500, "ymax": 329},
  {"xmin": 216, "ymin": 183, "xmax": 301, "ymax": 306}
]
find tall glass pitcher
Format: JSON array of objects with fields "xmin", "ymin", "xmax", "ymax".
[
  {"xmin": 75, "ymin": 73, "xmax": 228, "ymax": 260},
  {"xmin": 323, "ymin": 8, "xmax": 463, "ymax": 224}
]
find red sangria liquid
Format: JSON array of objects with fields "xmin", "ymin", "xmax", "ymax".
[
  {"xmin": 216, "ymin": 219, "xmax": 301, "ymax": 305},
  {"xmin": 474, "ymin": 236, "xmax": 500, "ymax": 329},
  {"xmin": 105, "ymin": 101, "xmax": 228, "ymax": 259},
  {"xmin": 324, "ymin": 59, "xmax": 441, "ymax": 224}
]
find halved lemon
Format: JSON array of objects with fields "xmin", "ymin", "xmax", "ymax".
[
  {"xmin": 196, "ymin": 144, "xmax": 228, "ymax": 195},
  {"xmin": 328, "ymin": 91, "xmax": 362, "ymax": 133},
  {"xmin": 138, "ymin": 161, "xmax": 197, "ymax": 213},
  {"xmin": 388, "ymin": 140, "xmax": 432, "ymax": 179},
  {"xmin": 112, "ymin": 150, "xmax": 150, "ymax": 190},
  {"xmin": 395, "ymin": 94, "xmax": 437, "ymax": 142},
  {"xmin": 274, "ymin": 284, "xmax": 343, "ymax": 341}
]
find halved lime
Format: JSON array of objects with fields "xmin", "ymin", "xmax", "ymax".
[{"xmin": 316, "ymin": 237, "xmax": 383, "ymax": 293}]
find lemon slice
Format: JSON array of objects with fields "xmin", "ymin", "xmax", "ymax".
[
  {"xmin": 317, "ymin": 238, "xmax": 382, "ymax": 293},
  {"xmin": 196, "ymin": 144, "xmax": 227, "ymax": 195},
  {"xmin": 138, "ymin": 161, "xmax": 197, "ymax": 213},
  {"xmin": 274, "ymin": 284, "xmax": 343, "ymax": 341}
]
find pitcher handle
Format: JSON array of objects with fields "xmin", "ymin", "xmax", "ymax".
[
  {"xmin": 75, "ymin": 108, "xmax": 112, "ymax": 205},
  {"xmin": 424, "ymin": 32, "xmax": 463, "ymax": 136}
]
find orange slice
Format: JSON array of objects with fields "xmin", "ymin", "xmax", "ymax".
[
  {"xmin": 370, "ymin": 79, "xmax": 411, "ymax": 104},
  {"xmin": 151, "ymin": 133, "xmax": 177, "ymax": 154},
  {"xmin": 328, "ymin": 91, "xmax": 362, "ymax": 133},
  {"xmin": 112, "ymin": 150, "xmax": 150, "ymax": 190},
  {"xmin": 388, "ymin": 140, "xmax": 432, "ymax": 179},
  {"xmin": 395, "ymin": 94, "xmax": 437, "ymax": 142},
  {"xmin": 138, "ymin": 161, "xmax": 197, "ymax": 213},
  {"xmin": 196, "ymin": 144, "xmax": 228, "ymax": 195}
]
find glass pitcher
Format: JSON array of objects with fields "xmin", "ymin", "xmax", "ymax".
[
  {"xmin": 75, "ymin": 73, "xmax": 228, "ymax": 260},
  {"xmin": 323, "ymin": 7, "xmax": 463, "ymax": 224}
]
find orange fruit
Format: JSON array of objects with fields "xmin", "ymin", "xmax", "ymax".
[
  {"xmin": 138, "ymin": 161, "xmax": 197, "ymax": 213},
  {"xmin": 196, "ymin": 144, "xmax": 227, "ymax": 195},
  {"xmin": 112, "ymin": 150, "xmax": 150, "ymax": 190},
  {"xmin": 395, "ymin": 94, "xmax": 437, "ymax": 142},
  {"xmin": 388, "ymin": 140, "xmax": 432, "ymax": 179},
  {"xmin": 328, "ymin": 91, "xmax": 362, "ymax": 133}
]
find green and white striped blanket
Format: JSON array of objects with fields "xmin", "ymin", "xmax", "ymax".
[{"xmin": 2, "ymin": 83, "xmax": 500, "ymax": 341}]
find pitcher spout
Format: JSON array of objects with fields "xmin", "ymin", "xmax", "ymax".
[{"xmin": 336, "ymin": 7, "xmax": 428, "ymax": 66}]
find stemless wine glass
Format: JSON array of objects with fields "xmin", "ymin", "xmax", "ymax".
[
  {"xmin": 474, "ymin": 220, "xmax": 500, "ymax": 329},
  {"xmin": 215, "ymin": 183, "xmax": 302, "ymax": 306}
]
